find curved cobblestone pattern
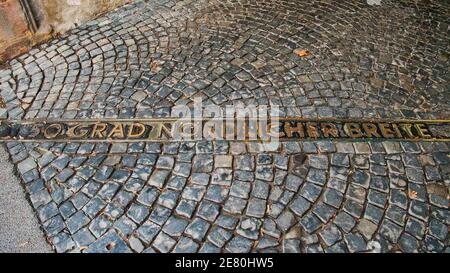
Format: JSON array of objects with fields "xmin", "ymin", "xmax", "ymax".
[{"xmin": 0, "ymin": 0, "xmax": 449, "ymax": 253}]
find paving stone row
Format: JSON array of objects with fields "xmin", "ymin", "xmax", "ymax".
[
  {"xmin": 0, "ymin": 0, "xmax": 449, "ymax": 253},
  {"xmin": 0, "ymin": 0, "xmax": 449, "ymax": 121},
  {"xmin": 6, "ymin": 140, "xmax": 450, "ymax": 253}
]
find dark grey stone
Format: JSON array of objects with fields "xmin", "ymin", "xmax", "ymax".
[
  {"xmin": 225, "ymin": 236, "xmax": 253, "ymax": 253},
  {"xmin": 344, "ymin": 233, "xmax": 367, "ymax": 253},
  {"xmin": 185, "ymin": 218, "xmax": 210, "ymax": 241}
]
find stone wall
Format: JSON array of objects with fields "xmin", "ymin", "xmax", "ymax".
[
  {"xmin": 0, "ymin": 0, "xmax": 34, "ymax": 64},
  {"xmin": 37, "ymin": 0, "xmax": 131, "ymax": 33},
  {"xmin": 0, "ymin": 0, "xmax": 130, "ymax": 64}
]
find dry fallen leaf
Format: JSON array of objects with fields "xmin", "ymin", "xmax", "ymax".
[
  {"xmin": 266, "ymin": 204, "xmax": 271, "ymax": 214},
  {"xmin": 294, "ymin": 49, "xmax": 311, "ymax": 58},
  {"xmin": 106, "ymin": 242, "xmax": 116, "ymax": 251},
  {"xmin": 0, "ymin": 98, "xmax": 6, "ymax": 108},
  {"xmin": 408, "ymin": 190, "xmax": 418, "ymax": 199},
  {"xmin": 150, "ymin": 61, "xmax": 162, "ymax": 73}
]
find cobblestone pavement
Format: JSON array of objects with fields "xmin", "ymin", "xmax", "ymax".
[
  {"xmin": 0, "ymin": 0, "xmax": 449, "ymax": 253},
  {"xmin": 0, "ymin": 145, "xmax": 52, "ymax": 253}
]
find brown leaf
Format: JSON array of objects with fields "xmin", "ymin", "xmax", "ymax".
[
  {"xmin": 0, "ymin": 97, "xmax": 6, "ymax": 108},
  {"xmin": 294, "ymin": 49, "xmax": 311, "ymax": 58},
  {"xmin": 150, "ymin": 61, "xmax": 162, "ymax": 73},
  {"xmin": 106, "ymin": 242, "xmax": 116, "ymax": 251},
  {"xmin": 408, "ymin": 190, "xmax": 418, "ymax": 199}
]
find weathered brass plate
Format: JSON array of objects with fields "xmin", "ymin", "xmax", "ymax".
[{"xmin": 0, "ymin": 118, "xmax": 449, "ymax": 142}]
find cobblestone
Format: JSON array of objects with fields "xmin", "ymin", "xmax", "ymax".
[{"xmin": 0, "ymin": 0, "xmax": 449, "ymax": 253}]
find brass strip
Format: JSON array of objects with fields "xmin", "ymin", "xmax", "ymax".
[
  {"xmin": 0, "ymin": 118, "xmax": 449, "ymax": 143},
  {"xmin": 3, "ymin": 117, "xmax": 450, "ymax": 124}
]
